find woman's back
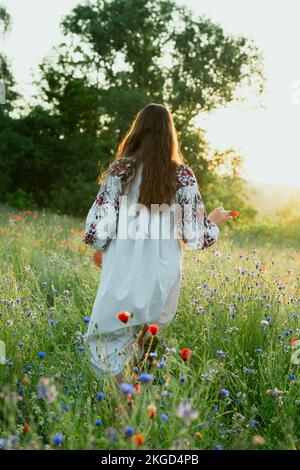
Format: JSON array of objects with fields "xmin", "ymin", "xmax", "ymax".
[
  {"xmin": 119, "ymin": 160, "xmax": 180, "ymax": 242},
  {"xmin": 96, "ymin": 158, "xmax": 182, "ymax": 333}
]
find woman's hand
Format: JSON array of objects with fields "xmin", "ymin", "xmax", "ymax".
[
  {"xmin": 207, "ymin": 207, "xmax": 232, "ymax": 225},
  {"xmin": 93, "ymin": 250, "xmax": 103, "ymax": 268}
]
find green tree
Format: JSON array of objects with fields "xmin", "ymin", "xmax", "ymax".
[
  {"xmin": 0, "ymin": 5, "xmax": 20, "ymax": 203},
  {"xmin": 1, "ymin": 0, "xmax": 264, "ymax": 216},
  {"xmin": 32, "ymin": 0, "xmax": 263, "ymax": 215},
  {"xmin": 55, "ymin": 0, "xmax": 264, "ymax": 133}
]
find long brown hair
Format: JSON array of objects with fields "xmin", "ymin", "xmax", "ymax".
[{"xmin": 114, "ymin": 103, "xmax": 184, "ymax": 207}]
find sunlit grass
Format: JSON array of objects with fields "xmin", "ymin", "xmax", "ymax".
[{"xmin": 0, "ymin": 205, "xmax": 300, "ymax": 450}]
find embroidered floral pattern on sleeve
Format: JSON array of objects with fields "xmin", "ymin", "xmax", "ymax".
[
  {"xmin": 82, "ymin": 173, "xmax": 122, "ymax": 250},
  {"xmin": 176, "ymin": 165, "xmax": 218, "ymax": 250},
  {"xmin": 176, "ymin": 164, "xmax": 197, "ymax": 189},
  {"xmin": 108, "ymin": 157, "xmax": 136, "ymax": 180},
  {"xmin": 82, "ymin": 158, "xmax": 137, "ymax": 250}
]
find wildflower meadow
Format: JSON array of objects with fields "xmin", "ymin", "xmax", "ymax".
[{"xmin": 0, "ymin": 205, "xmax": 300, "ymax": 451}]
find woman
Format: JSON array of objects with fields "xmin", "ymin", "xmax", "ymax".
[{"xmin": 82, "ymin": 103, "xmax": 230, "ymax": 383}]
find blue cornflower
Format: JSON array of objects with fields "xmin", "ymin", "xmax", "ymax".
[
  {"xmin": 255, "ymin": 348, "xmax": 262, "ymax": 354},
  {"xmin": 248, "ymin": 420, "xmax": 258, "ymax": 429},
  {"xmin": 157, "ymin": 360, "xmax": 166, "ymax": 369},
  {"xmin": 120, "ymin": 383, "xmax": 135, "ymax": 394},
  {"xmin": 52, "ymin": 433, "xmax": 64, "ymax": 447},
  {"xmin": 77, "ymin": 346, "xmax": 85, "ymax": 351},
  {"xmin": 38, "ymin": 351, "xmax": 46, "ymax": 359},
  {"xmin": 97, "ymin": 392, "xmax": 105, "ymax": 401},
  {"xmin": 124, "ymin": 426, "xmax": 135, "ymax": 437},
  {"xmin": 180, "ymin": 376, "xmax": 187, "ymax": 383},
  {"xmin": 139, "ymin": 373, "xmax": 154, "ymax": 384},
  {"xmin": 221, "ymin": 388, "xmax": 229, "ymax": 398},
  {"xmin": 161, "ymin": 414, "xmax": 168, "ymax": 423},
  {"xmin": 83, "ymin": 316, "xmax": 90, "ymax": 324},
  {"xmin": 290, "ymin": 374, "xmax": 296, "ymax": 381},
  {"xmin": 217, "ymin": 350, "xmax": 226, "ymax": 358},
  {"xmin": 95, "ymin": 418, "xmax": 102, "ymax": 427},
  {"xmin": 19, "ymin": 341, "xmax": 24, "ymax": 348},
  {"xmin": 149, "ymin": 352, "xmax": 158, "ymax": 358},
  {"xmin": 133, "ymin": 366, "xmax": 139, "ymax": 373},
  {"xmin": 215, "ymin": 444, "xmax": 223, "ymax": 450}
]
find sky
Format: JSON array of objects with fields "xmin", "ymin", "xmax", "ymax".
[{"xmin": 1, "ymin": 0, "xmax": 300, "ymax": 187}]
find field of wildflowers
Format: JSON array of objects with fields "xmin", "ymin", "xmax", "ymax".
[{"xmin": 0, "ymin": 205, "xmax": 300, "ymax": 450}]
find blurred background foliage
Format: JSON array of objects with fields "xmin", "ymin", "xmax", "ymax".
[{"xmin": 0, "ymin": 0, "xmax": 299, "ymax": 243}]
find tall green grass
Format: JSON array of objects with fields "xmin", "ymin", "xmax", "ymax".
[{"xmin": 0, "ymin": 206, "xmax": 299, "ymax": 450}]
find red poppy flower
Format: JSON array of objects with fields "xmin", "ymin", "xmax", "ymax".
[
  {"xmin": 291, "ymin": 338, "xmax": 297, "ymax": 346},
  {"xmin": 181, "ymin": 348, "xmax": 192, "ymax": 361},
  {"xmin": 148, "ymin": 324, "xmax": 159, "ymax": 336},
  {"xmin": 23, "ymin": 422, "xmax": 30, "ymax": 433},
  {"xmin": 134, "ymin": 383, "xmax": 140, "ymax": 393},
  {"xmin": 117, "ymin": 311, "xmax": 131, "ymax": 323},
  {"xmin": 230, "ymin": 210, "xmax": 239, "ymax": 218},
  {"xmin": 11, "ymin": 215, "xmax": 22, "ymax": 222},
  {"xmin": 133, "ymin": 433, "xmax": 144, "ymax": 446}
]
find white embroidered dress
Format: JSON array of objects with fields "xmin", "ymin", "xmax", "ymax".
[{"xmin": 82, "ymin": 158, "xmax": 219, "ymax": 376}]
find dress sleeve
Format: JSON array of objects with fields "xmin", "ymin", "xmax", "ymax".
[
  {"xmin": 82, "ymin": 174, "xmax": 121, "ymax": 251},
  {"xmin": 176, "ymin": 166, "xmax": 219, "ymax": 251}
]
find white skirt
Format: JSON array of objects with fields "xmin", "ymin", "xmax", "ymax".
[{"xmin": 85, "ymin": 166, "xmax": 182, "ymax": 376}]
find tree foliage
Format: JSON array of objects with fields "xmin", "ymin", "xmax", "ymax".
[{"xmin": 1, "ymin": 0, "xmax": 264, "ymax": 217}]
